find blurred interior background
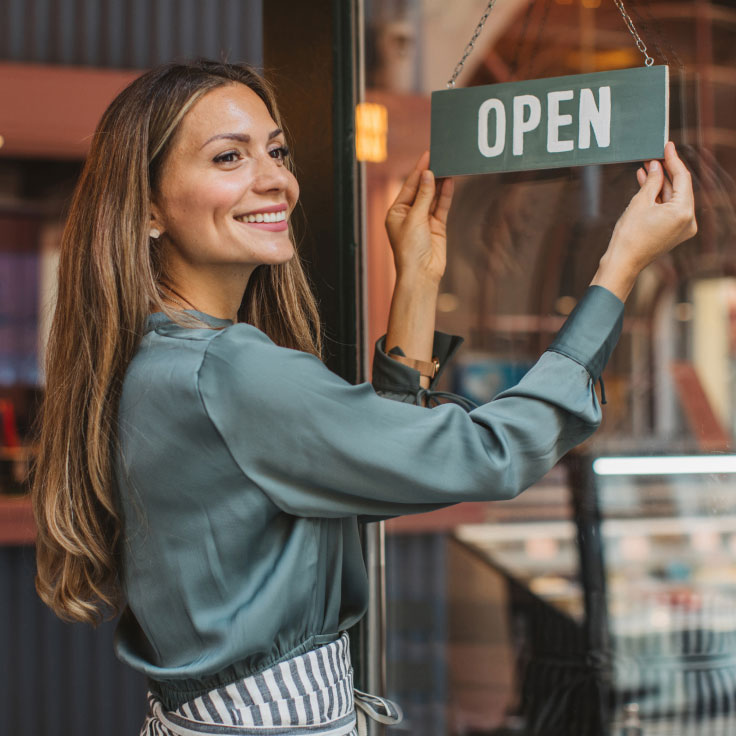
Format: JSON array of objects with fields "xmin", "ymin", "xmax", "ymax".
[{"xmin": 1, "ymin": 1, "xmax": 736, "ymax": 734}]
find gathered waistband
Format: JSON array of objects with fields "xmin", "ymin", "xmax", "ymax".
[{"xmin": 140, "ymin": 633, "xmax": 401, "ymax": 736}]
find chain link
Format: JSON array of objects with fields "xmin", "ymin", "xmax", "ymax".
[
  {"xmin": 447, "ymin": 0, "xmax": 498, "ymax": 88},
  {"xmin": 446, "ymin": 0, "xmax": 654, "ymax": 90},
  {"xmin": 613, "ymin": 0, "xmax": 654, "ymax": 66},
  {"xmin": 630, "ymin": 0, "xmax": 684, "ymax": 70}
]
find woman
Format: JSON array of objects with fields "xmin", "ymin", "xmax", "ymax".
[{"xmin": 31, "ymin": 60, "xmax": 696, "ymax": 735}]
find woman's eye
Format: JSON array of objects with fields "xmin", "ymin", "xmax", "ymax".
[
  {"xmin": 269, "ymin": 145, "xmax": 290, "ymax": 162},
  {"xmin": 213, "ymin": 151, "xmax": 240, "ymax": 164}
]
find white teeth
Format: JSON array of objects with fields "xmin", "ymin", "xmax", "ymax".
[{"xmin": 238, "ymin": 211, "xmax": 287, "ymax": 223}]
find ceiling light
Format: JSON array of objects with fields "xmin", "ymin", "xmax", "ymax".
[{"xmin": 593, "ymin": 455, "xmax": 736, "ymax": 476}]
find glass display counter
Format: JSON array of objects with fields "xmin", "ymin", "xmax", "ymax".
[{"xmin": 456, "ymin": 452, "xmax": 736, "ymax": 735}]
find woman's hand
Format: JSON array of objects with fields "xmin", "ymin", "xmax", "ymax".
[
  {"xmin": 385, "ymin": 151, "xmax": 454, "ymax": 285},
  {"xmin": 383, "ymin": 153, "xmax": 454, "ymax": 390},
  {"xmin": 592, "ymin": 141, "xmax": 697, "ymax": 301}
]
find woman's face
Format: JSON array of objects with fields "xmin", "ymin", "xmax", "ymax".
[{"xmin": 152, "ymin": 83, "xmax": 299, "ymax": 275}]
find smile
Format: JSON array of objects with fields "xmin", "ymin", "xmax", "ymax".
[{"xmin": 235, "ymin": 210, "xmax": 287, "ymax": 224}]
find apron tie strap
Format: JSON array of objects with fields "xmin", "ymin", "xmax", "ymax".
[{"xmin": 353, "ymin": 689, "xmax": 403, "ymax": 736}]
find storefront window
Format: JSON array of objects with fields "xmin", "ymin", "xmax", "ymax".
[{"xmin": 364, "ymin": 1, "xmax": 736, "ymax": 732}]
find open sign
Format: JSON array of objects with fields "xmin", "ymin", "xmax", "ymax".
[{"xmin": 430, "ymin": 66, "xmax": 669, "ymax": 177}]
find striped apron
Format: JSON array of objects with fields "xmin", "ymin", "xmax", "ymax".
[{"xmin": 140, "ymin": 634, "xmax": 402, "ymax": 736}]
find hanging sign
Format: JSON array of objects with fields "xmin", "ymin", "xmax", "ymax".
[{"xmin": 430, "ymin": 65, "xmax": 669, "ymax": 177}]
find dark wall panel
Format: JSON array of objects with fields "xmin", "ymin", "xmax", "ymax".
[
  {"xmin": 0, "ymin": 546, "xmax": 147, "ymax": 736},
  {"xmin": 0, "ymin": 0, "xmax": 263, "ymax": 69}
]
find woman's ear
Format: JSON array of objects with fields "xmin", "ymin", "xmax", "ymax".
[{"xmin": 149, "ymin": 205, "xmax": 165, "ymax": 240}]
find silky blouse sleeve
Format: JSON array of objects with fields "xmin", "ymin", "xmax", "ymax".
[
  {"xmin": 370, "ymin": 330, "xmax": 465, "ymax": 405},
  {"xmin": 196, "ymin": 286, "xmax": 623, "ymax": 519}
]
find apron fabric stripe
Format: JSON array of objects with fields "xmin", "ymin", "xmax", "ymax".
[{"xmin": 139, "ymin": 633, "xmax": 400, "ymax": 736}]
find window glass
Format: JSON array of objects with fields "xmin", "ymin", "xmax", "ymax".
[{"xmin": 364, "ymin": 1, "xmax": 736, "ymax": 732}]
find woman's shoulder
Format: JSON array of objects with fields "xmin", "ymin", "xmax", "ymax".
[
  {"xmin": 128, "ymin": 314, "xmax": 329, "ymax": 409},
  {"xmin": 202, "ymin": 322, "xmax": 322, "ymax": 381}
]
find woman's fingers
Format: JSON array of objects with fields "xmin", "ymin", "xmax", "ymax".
[
  {"xmin": 639, "ymin": 159, "xmax": 665, "ymax": 204},
  {"xmin": 637, "ymin": 157, "xmax": 673, "ymax": 204},
  {"xmin": 660, "ymin": 170, "xmax": 674, "ymax": 203},
  {"xmin": 431, "ymin": 177, "xmax": 454, "ymax": 225},
  {"xmin": 663, "ymin": 140, "xmax": 693, "ymax": 206},
  {"xmin": 390, "ymin": 151, "xmax": 430, "ymax": 209},
  {"xmin": 408, "ymin": 169, "xmax": 437, "ymax": 220}
]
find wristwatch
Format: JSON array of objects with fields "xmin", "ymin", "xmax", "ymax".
[{"xmin": 388, "ymin": 353, "xmax": 440, "ymax": 380}]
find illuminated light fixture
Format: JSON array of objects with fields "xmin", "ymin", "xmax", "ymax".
[
  {"xmin": 0, "ymin": 134, "xmax": 4, "ymax": 149},
  {"xmin": 593, "ymin": 455, "xmax": 736, "ymax": 476},
  {"xmin": 356, "ymin": 103, "xmax": 388, "ymax": 163},
  {"xmin": 566, "ymin": 48, "xmax": 638, "ymax": 70}
]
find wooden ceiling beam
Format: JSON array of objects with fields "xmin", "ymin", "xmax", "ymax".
[{"xmin": 0, "ymin": 63, "xmax": 139, "ymax": 159}]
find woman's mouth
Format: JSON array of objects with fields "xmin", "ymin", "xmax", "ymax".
[{"xmin": 234, "ymin": 209, "xmax": 288, "ymax": 231}]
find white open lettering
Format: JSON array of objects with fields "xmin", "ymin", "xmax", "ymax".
[
  {"xmin": 513, "ymin": 95, "xmax": 541, "ymax": 156},
  {"xmin": 547, "ymin": 90, "xmax": 575, "ymax": 153},
  {"xmin": 578, "ymin": 86, "xmax": 611, "ymax": 149},
  {"xmin": 477, "ymin": 85, "xmax": 614, "ymax": 160},
  {"xmin": 478, "ymin": 98, "xmax": 506, "ymax": 158}
]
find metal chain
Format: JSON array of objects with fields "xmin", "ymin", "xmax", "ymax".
[
  {"xmin": 447, "ymin": 0, "xmax": 498, "ymax": 88},
  {"xmin": 613, "ymin": 0, "xmax": 655, "ymax": 67},
  {"xmin": 447, "ymin": 0, "xmax": 654, "ymax": 90},
  {"xmin": 630, "ymin": 0, "xmax": 685, "ymax": 70}
]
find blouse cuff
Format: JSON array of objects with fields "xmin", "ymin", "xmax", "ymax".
[
  {"xmin": 547, "ymin": 285, "xmax": 624, "ymax": 383},
  {"xmin": 372, "ymin": 331, "xmax": 464, "ymax": 394}
]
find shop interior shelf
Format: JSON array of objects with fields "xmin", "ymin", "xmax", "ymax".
[{"xmin": 0, "ymin": 493, "xmax": 34, "ymax": 544}]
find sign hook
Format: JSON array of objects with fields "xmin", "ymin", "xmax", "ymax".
[{"xmin": 613, "ymin": 0, "xmax": 655, "ymax": 67}]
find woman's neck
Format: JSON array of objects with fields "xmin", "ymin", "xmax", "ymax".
[{"xmin": 159, "ymin": 262, "xmax": 256, "ymax": 322}]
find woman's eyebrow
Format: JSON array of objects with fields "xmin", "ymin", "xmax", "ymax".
[{"xmin": 200, "ymin": 129, "xmax": 283, "ymax": 149}]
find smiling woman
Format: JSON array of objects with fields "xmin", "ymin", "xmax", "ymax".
[
  {"xmin": 29, "ymin": 59, "xmax": 696, "ymax": 736},
  {"xmin": 150, "ymin": 84, "xmax": 300, "ymax": 322}
]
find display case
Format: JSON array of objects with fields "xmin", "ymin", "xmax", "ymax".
[{"xmin": 456, "ymin": 452, "xmax": 736, "ymax": 735}]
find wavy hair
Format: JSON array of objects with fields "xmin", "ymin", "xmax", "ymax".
[{"xmin": 32, "ymin": 60, "xmax": 321, "ymax": 624}]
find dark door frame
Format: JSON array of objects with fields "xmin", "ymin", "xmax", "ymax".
[
  {"xmin": 263, "ymin": 0, "xmax": 364, "ymax": 384},
  {"xmin": 264, "ymin": 0, "xmax": 383, "ymax": 705}
]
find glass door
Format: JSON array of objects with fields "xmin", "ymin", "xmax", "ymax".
[{"xmin": 362, "ymin": 1, "xmax": 736, "ymax": 733}]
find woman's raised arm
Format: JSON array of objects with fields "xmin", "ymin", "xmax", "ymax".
[{"xmin": 383, "ymin": 152, "xmax": 454, "ymax": 389}]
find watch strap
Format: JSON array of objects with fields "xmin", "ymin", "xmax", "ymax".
[{"xmin": 388, "ymin": 353, "xmax": 440, "ymax": 380}]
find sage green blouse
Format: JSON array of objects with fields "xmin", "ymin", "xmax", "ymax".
[{"xmin": 113, "ymin": 285, "xmax": 623, "ymax": 709}]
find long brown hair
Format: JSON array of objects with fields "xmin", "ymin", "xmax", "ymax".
[{"xmin": 32, "ymin": 60, "xmax": 322, "ymax": 624}]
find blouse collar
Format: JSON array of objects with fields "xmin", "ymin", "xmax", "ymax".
[{"xmin": 145, "ymin": 309, "xmax": 234, "ymax": 334}]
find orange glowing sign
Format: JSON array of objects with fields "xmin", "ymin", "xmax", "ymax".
[{"xmin": 356, "ymin": 103, "xmax": 388, "ymax": 163}]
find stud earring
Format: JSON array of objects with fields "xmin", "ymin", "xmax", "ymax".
[{"xmin": 150, "ymin": 227, "xmax": 161, "ymax": 239}]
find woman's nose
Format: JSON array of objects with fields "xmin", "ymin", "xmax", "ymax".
[{"xmin": 253, "ymin": 153, "xmax": 291, "ymax": 192}]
